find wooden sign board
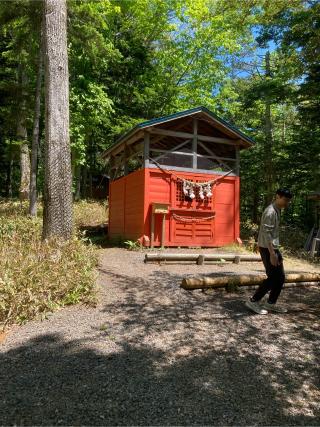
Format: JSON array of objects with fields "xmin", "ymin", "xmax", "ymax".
[{"xmin": 152, "ymin": 203, "xmax": 170, "ymax": 214}]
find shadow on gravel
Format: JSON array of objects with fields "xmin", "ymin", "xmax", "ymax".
[
  {"xmin": 0, "ymin": 331, "xmax": 319, "ymax": 426},
  {"xmin": 1, "ymin": 268, "xmax": 319, "ymax": 425}
]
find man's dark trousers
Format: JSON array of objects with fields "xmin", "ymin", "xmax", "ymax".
[{"xmin": 251, "ymin": 247, "xmax": 285, "ymax": 304}]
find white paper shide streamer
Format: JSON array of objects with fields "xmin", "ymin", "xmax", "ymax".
[{"xmin": 182, "ymin": 178, "xmax": 213, "ymax": 200}]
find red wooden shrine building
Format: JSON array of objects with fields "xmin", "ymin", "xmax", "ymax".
[{"xmin": 102, "ymin": 106, "xmax": 255, "ymax": 247}]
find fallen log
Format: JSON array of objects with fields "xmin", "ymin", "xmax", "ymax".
[
  {"xmin": 181, "ymin": 273, "xmax": 320, "ymax": 290},
  {"xmin": 243, "ymin": 281, "xmax": 320, "ymax": 289},
  {"xmin": 144, "ymin": 253, "xmax": 261, "ymax": 264}
]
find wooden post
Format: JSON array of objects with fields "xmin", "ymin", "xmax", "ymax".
[
  {"xmin": 144, "ymin": 132, "xmax": 150, "ymax": 169},
  {"xmin": 311, "ymin": 238, "xmax": 320, "ymax": 257},
  {"xmin": 161, "ymin": 213, "xmax": 166, "ymax": 248},
  {"xmin": 235, "ymin": 146, "xmax": 240, "ymax": 175},
  {"xmin": 109, "ymin": 155, "xmax": 115, "ymax": 181},
  {"xmin": 304, "ymin": 225, "xmax": 315, "ymax": 250},
  {"xmin": 192, "ymin": 118, "xmax": 197, "ymax": 170},
  {"xmin": 150, "ymin": 212, "xmax": 155, "ymax": 249},
  {"xmin": 124, "ymin": 144, "xmax": 129, "ymax": 176},
  {"xmin": 197, "ymin": 255, "xmax": 205, "ymax": 265}
]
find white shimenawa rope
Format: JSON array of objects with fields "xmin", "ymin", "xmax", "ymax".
[{"xmin": 172, "ymin": 212, "xmax": 216, "ymax": 223}]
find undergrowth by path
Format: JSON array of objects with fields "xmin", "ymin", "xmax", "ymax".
[{"xmin": 0, "ymin": 199, "xmax": 107, "ymax": 331}]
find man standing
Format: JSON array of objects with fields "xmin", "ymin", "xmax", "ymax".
[{"xmin": 245, "ymin": 188, "xmax": 293, "ymax": 315}]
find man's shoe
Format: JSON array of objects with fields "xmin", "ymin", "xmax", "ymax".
[
  {"xmin": 263, "ymin": 302, "xmax": 287, "ymax": 313},
  {"xmin": 245, "ymin": 299, "xmax": 268, "ymax": 315}
]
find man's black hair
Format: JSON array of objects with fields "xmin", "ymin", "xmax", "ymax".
[{"xmin": 276, "ymin": 188, "xmax": 293, "ymax": 199}]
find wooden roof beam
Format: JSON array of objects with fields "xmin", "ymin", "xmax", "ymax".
[
  {"xmin": 102, "ymin": 130, "xmax": 144, "ymax": 158},
  {"xmin": 147, "ymin": 127, "xmax": 240, "ymax": 146}
]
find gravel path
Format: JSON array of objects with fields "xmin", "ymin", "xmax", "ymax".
[{"xmin": 1, "ymin": 248, "xmax": 320, "ymax": 426}]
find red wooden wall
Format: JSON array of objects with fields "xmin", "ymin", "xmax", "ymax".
[
  {"xmin": 108, "ymin": 167, "xmax": 240, "ymax": 247},
  {"xmin": 108, "ymin": 169, "xmax": 145, "ymax": 240}
]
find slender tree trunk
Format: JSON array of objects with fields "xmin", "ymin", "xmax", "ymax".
[
  {"xmin": 252, "ymin": 188, "xmax": 259, "ymax": 224},
  {"xmin": 82, "ymin": 166, "xmax": 87, "ymax": 199},
  {"xmin": 29, "ymin": 16, "xmax": 44, "ymax": 217},
  {"xmin": 264, "ymin": 51, "xmax": 274, "ymax": 205},
  {"xmin": 74, "ymin": 164, "xmax": 81, "ymax": 201},
  {"xmin": 19, "ymin": 144, "xmax": 31, "ymax": 201},
  {"xmin": 17, "ymin": 67, "xmax": 30, "ymax": 202},
  {"xmin": 88, "ymin": 172, "xmax": 93, "ymax": 198},
  {"xmin": 42, "ymin": 0, "xmax": 73, "ymax": 240},
  {"xmin": 6, "ymin": 153, "xmax": 13, "ymax": 198},
  {"xmin": 282, "ymin": 117, "xmax": 286, "ymax": 145}
]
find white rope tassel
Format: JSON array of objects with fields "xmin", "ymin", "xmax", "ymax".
[
  {"xmin": 182, "ymin": 180, "xmax": 188, "ymax": 196},
  {"xmin": 205, "ymin": 183, "xmax": 212, "ymax": 198},
  {"xmin": 189, "ymin": 186, "xmax": 195, "ymax": 199},
  {"xmin": 199, "ymin": 184, "xmax": 205, "ymax": 200},
  {"xmin": 181, "ymin": 179, "xmax": 213, "ymax": 200}
]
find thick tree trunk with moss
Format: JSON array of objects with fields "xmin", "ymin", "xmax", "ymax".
[{"xmin": 42, "ymin": 0, "xmax": 73, "ymax": 239}]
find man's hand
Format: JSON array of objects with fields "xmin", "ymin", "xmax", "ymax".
[
  {"xmin": 270, "ymin": 251, "xmax": 279, "ymax": 266},
  {"xmin": 267, "ymin": 241, "xmax": 279, "ymax": 266}
]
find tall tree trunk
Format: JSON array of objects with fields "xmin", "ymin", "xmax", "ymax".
[
  {"xmin": 19, "ymin": 144, "xmax": 31, "ymax": 201},
  {"xmin": 42, "ymin": 0, "xmax": 73, "ymax": 240},
  {"xmin": 88, "ymin": 172, "xmax": 93, "ymax": 198},
  {"xmin": 17, "ymin": 67, "xmax": 30, "ymax": 202},
  {"xmin": 82, "ymin": 166, "xmax": 87, "ymax": 199},
  {"xmin": 29, "ymin": 16, "xmax": 44, "ymax": 217},
  {"xmin": 6, "ymin": 153, "xmax": 14, "ymax": 198},
  {"xmin": 252, "ymin": 188, "xmax": 259, "ymax": 224},
  {"xmin": 74, "ymin": 164, "xmax": 81, "ymax": 201},
  {"xmin": 264, "ymin": 51, "xmax": 274, "ymax": 205}
]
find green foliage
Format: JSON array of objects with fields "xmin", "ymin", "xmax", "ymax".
[
  {"xmin": 107, "ymin": 235, "xmax": 127, "ymax": 248},
  {"xmin": 124, "ymin": 239, "xmax": 141, "ymax": 251},
  {"xmin": 0, "ymin": 0, "xmax": 318, "ymax": 232}
]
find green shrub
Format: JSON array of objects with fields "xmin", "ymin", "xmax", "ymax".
[{"xmin": 0, "ymin": 200, "xmax": 99, "ymax": 330}]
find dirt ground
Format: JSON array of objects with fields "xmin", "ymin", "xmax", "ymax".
[{"xmin": 1, "ymin": 247, "xmax": 319, "ymax": 425}]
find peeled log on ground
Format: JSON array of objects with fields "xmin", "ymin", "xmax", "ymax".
[
  {"xmin": 144, "ymin": 253, "xmax": 261, "ymax": 263},
  {"xmin": 181, "ymin": 273, "xmax": 320, "ymax": 290}
]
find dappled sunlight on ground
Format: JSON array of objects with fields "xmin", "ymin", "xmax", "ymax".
[{"xmin": 1, "ymin": 248, "xmax": 319, "ymax": 425}]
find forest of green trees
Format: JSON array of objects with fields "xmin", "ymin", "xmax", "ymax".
[{"xmin": 0, "ymin": 0, "xmax": 319, "ymax": 230}]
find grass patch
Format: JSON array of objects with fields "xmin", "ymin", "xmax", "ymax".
[
  {"xmin": 74, "ymin": 199, "xmax": 108, "ymax": 228},
  {"xmin": 220, "ymin": 242, "xmax": 252, "ymax": 254},
  {"xmin": 0, "ymin": 199, "xmax": 103, "ymax": 331}
]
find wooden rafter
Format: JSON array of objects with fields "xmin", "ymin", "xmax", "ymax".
[
  {"xmin": 150, "ymin": 148, "xmax": 236, "ymax": 162},
  {"xmin": 197, "ymin": 140, "xmax": 234, "ymax": 172},
  {"xmin": 147, "ymin": 127, "xmax": 238, "ymax": 145},
  {"xmin": 151, "ymin": 139, "xmax": 192, "ymax": 161},
  {"xmin": 193, "ymin": 118, "xmax": 197, "ymax": 169}
]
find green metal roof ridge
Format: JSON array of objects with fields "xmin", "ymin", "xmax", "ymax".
[
  {"xmin": 199, "ymin": 106, "xmax": 256, "ymax": 145},
  {"xmin": 135, "ymin": 106, "xmax": 205, "ymax": 130},
  {"xmin": 105, "ymin": 106, "xmax": 255, "ymax": 156}
]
